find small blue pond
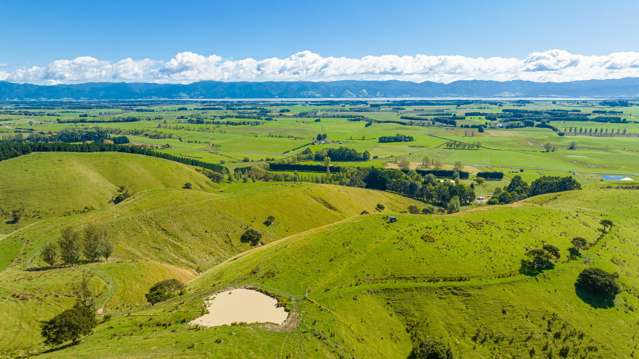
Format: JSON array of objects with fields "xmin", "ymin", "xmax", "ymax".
[{"xmin": 602, "ymin": 175, "xmax": 631, "ymax": 181}]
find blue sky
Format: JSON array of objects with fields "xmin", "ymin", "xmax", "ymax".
[{"xmin": 1, "ymin": 0, "xmax": 638, "ymax": 83}]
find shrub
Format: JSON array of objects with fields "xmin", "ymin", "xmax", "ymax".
[
  {"xmin": 145, "ymin": 279, "xmax": 185, "ymax": 305},
  {"xmin": 576, "ymin": 268, "xmax": 620, "ymax": 302},
  {"xmin": 240, "ymin": 228, "xmax": 262, "ymax": 246},
  {"xmin": 183, "ymin": 182, "xmax": 193, "ymax": 189},
  {"xmin": 111, "ymin": 186, "xmax": 130, "ymax": 204},
  {"xmin": 408, "ymin": 205, "xmax": 420, "ymax": 214},
  {"xmin": 376, "ymin": 203, "xmax": 385, "ymax": 211}
]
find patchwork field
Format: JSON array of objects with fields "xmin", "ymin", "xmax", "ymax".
[{"xmin": 1, "ymin": 99, "xmax": 638, "ymax": 358}]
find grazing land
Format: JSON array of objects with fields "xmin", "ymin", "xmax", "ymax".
[{"xmin": 1, "ymin": 99, "xmax": 638, "ymax": 358}]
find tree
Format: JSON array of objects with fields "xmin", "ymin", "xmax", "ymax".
[
  {"xmin": 240, "ymin": 228, "xmax": 262, "ymax": 246},
  {"xmin": 41, "ymin": 243, "xmax": 58, "ymax": 267},
  {"xmin": 453, "ymin": 161, "xmax": 463, "ymax": 171},
  {"xmin": 7, "ymin": 208, "xmax": 24, "ymax": 224},
  {"xmin": 447, "ymin": 196, "xmax": 461, "ymax": 214},
  {"xmin": 568, "ymin": 141, "xmax": 577, "ymax": 150},
  {"xmin": 408, "ymin": 205, "xmax": 420, "ymax": 214},
  {"xmin": 376, "ymin": 203, "xmax": 385, "ymax": 211},
  {"xmin": 409, "ymin": 339, "xmax": 454, "ymax": 359},
  {"xmin": 576, "ymin": 268, "xmax": 620, "ymax": 303},
  {"xmin": 183, "ymin": 182, "xmax": 193, "ymax": 189},
  {"xmin": 263, "ymin": 215, "xmax": 275, "ymax": 226},
  {"xmin": 41, "ymin": 277, "xmax": 96, "ymax": 346},
  {"xmin": 569, "ymin": 237, "xmax": 588, "ymax": 258},
  {"xmin": 83, "ymin": 225, "xmax": 106, "ymax": 262},
  {"xmin": 100, "ymin": 239, "xmax": 113, "ymax": 261},
  {"xmin": 520, "ymin": 248, "xmax": 556, "ymax": 275},
  {"xmin": 543, "ymin": 143, "xmax": 555, "ymax": 152},
  {"xmin": 399, "ymin": 157, "xmax": 411, "ymax": 170},
  {"xmin": 421, "ymin": 156, "xmax": 431, "ymax": 168},
  {"xmin": 600, "ymin": 219, "xmax": 614, "ymax": 233},
  {"xmin": 542, "ymin": 244, "xmax": 561, "ymax": 260},
  {"xmin": 145, "ymin": 279, "xmax": 185, "ymax": 305},
  {"xmin": 59, "ymin": 228, "xmax": 81, "ymax": 265}
]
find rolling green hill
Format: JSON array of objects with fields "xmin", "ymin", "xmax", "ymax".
[
  {"xmin": 0, "ymin": 152, "xmax": 423, "ymax": 358},
  {"xmin": 37, "ymin": 187, "xmax": 639, "ymax": 358},
  {"xmin": 0, "ymin": 152, "xmax": 217, "ymax": 231}
]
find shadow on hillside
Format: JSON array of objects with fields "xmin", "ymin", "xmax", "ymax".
[
  {"xmin": 26, "ymin": 265, "xmax": 65, "ymax": 272},
  {"xmin": 575, "ymin": 286, "xmax": 615, "ymax": 309},
  {"xmin": 40, "ymin": 341, "xmax": 79, "ymax": 354}
]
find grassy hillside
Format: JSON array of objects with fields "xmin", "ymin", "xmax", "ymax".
[
  {"xmin": 40, "ymin": 187, "xmax": 639, "ymax": 358},
  {"xmin": 0, "ymin": 152, "xmax": 422, "ymax": 358},
  {"xmin": 0, "ymin": 152, "xmax": 217, "ymax": 231}
]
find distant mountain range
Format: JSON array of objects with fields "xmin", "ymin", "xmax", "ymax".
[{"xmin": 1, "ymin": 78, "xmax": 639, "ymax": 100}]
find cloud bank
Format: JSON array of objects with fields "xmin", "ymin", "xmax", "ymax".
[{"xmin": 2, "ymin": 49, "xmax": 639, "ymax": 85}]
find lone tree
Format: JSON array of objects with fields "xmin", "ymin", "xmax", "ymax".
[
  {"xmin": 576, "ymin": 268, "xmax": 620, "ymax": 304},
  {"xmin": 520, "ymin": 247, "xmax": 557, "ymax": 275},
  {"xmin": 41, "ymin": 276, "xmax": 96, "ymax": 346},
  {"xmin": 40, "ymin": 243, "xmax": 58, "ymax": 267},
  {"xmin": 145, "ymin": 279, "xmax": 185, "ymax": 305},
  {"xmin": 58, "ymin": 228, "xmax": 81, "ymax": 265},
  {"xmin": 240, "ymin": 228, "xmax": 262, "ymax": 246},
  {"xmin": 600, "ymin": 219, "xmax": 614, "ymax": 233}
]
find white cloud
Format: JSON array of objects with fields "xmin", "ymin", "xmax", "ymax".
[{"xmin": 3, "ymin": 49, "xmax": 639, "ymax": 84}]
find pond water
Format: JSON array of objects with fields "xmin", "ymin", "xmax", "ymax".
[{"xmin": 190, "ymin": 288, "xmax": 289, "ymax": 327}]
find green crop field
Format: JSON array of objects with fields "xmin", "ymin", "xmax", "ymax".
[{"xmin": 1, "ymin": 99, "xmax": 638, "ymax": 358}]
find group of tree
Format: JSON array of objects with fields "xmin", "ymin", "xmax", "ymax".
[
  {"xmin": 563, "ymin": 127, "xmax": 631, "ymax": 137},
  {"xmin": 27, "ymin": 128, "xmax": 111, "ymax": 144},
  {"xmin": 296, "ymin": 146, "xmax": 370, "ymax": 162},
  {"xmin": 489, "ymin": 175, "xmax": 581, "ymax": 205},
  {"xmin": 41, "ymin": 225, "xmax": 112, "ymax": 267},
  {"xmin": 363, "ymin": 169, "xmax": 474, "ymax": 211},
  {"xmin": 41, "ymin": 276, "xmax": 97, "ymax": 346},
  {"xmin": 443, "ymin": 141, "xmax": 481, "ymax": 150},
  {"xmin": 0, "ymin": 140, "xmax": 226, "ymax": 174},
  {"xmin": 145, "ymin": 279, "xmax": 185, "ymax": 305},
  {"xmin": 378, "ymin": 134, "xmax": 414, "ymax": 143}
]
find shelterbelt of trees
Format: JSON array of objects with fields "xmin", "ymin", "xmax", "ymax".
[{"xmin": 0, "ymin": 140, "xmax": 226, "ymax": 173}]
